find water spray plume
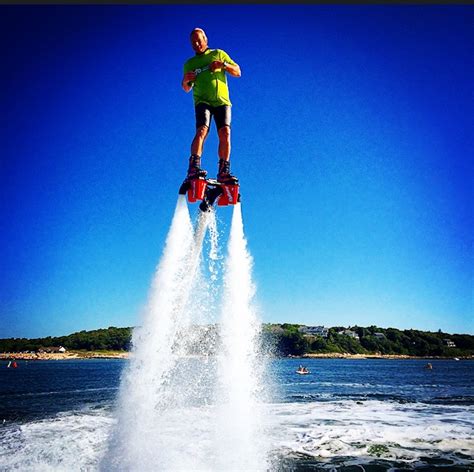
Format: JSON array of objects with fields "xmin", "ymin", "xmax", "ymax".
[
  {"xmin": 216, "ymin": 203, "xmax": 269, "ymax": 470},
  {"xmin": 103, "ymin": 198, "xmax": 269, "ymax": 471},
  {"xmin": 103, "ymin": 197, "xmax": 214, "ymax": 470}
]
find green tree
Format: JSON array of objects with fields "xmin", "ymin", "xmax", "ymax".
[
  {"xmin": 310, "ymin": 336, "xmax": 328, "ymax": 352},
  {"xmin": 276, "ymin": 331, "xmax": 309, "ymax": 356}
]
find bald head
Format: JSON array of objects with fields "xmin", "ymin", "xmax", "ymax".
[
  {"xmin": 190, "ymin": 28, "xmax": 207, "ymax": 39},
  {"xmin": 190, "ymin": 28, "xmax": 208, "ymax": 54}
]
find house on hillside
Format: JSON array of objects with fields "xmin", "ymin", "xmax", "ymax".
[
  {"xmin": 298, "ymin": 326, "xmax": 329, "ymax": 338},
  {"xmin": 44, "ymin": 346, "xmax": 67, "ymax": 353},
  {"xmin": 443, "ymin": 339, "xmax": 456, "ymax": 348},
  {"xmin": 374, "ymin": 332, "xmax": 386, "ymax": 340},
  {"xmin": 338, "ymin": 329, "xmax": 360, "ymax": 341}
]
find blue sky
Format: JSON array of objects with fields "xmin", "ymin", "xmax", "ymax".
[{"xmin": 1, "ymin": 5, "xmax": 472, "ymax": 338}]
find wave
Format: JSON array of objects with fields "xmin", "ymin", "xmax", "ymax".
[
  {"xmin": 286, "ymin": 392, "xmax": 418, "ymax": 404},
  {"xmin": 0, "ymin": 408, "xmax": 114, "ymax": 471},
  {"xmin": 0, "ymin": 399, "xmax": 473, "ymax": 471},
  {"xmin": 1, "ymin": 386, "xmax": 119, "ymax": 399},
  {"xmin": 285, "ymin": 392, "xmax": 474, "ymax": 407},
  {"xmin": 429, "ymin": 395, "xmax": 474, "ymax": 406},
  {"xmin": 266, "ymin": 399, "xmax": 474, "ymax": 469}
]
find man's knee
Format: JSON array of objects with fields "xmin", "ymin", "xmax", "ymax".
[
  {"xmin": 195, "ymin": 125, "xmax": 209, "ymax": 140},
  {"xmin": 218, "ymin": 125, "xmax": 231, "ymax": 141}
]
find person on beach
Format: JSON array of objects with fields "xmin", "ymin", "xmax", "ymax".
[{"xmin": 182, "ymin": 28, "xmax": 241, "ymax": 184}]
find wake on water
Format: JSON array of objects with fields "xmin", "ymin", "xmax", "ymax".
[{"xmin": 102, "ymin": 196, "xmax": 270, "ymax": 471}]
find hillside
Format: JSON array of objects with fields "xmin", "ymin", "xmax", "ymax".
[{"xmin": 1, "ymin": 324, "xmax": 473, "ymax": 358}]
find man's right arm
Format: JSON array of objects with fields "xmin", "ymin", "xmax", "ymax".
[{"xmin": 182, "ymin": 71, "xmax": 196, "ymax": 92}]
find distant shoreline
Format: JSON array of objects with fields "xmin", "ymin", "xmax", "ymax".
[
  {"xmin": 299, "ymin": 353, "xmax": 473, "ymax": 360},
  {"xmin": 0, "ymin": 351, "xmax": 128, "ymax": 361},
  {"xmin": 0, "ymin": 351, "xmax": 472, "ymax": 361}
]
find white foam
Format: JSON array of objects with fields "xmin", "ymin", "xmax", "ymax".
[
  {"xmin": 1, "ymin": 395, "xmax": 473, "ymax": 470},
  {"xmin": 0, "ymin": 410, "xmax": 113, "ymax": 471},
  {"xmin": 267, "ymin": 399, "xmax": 474, "ymax": 464}
]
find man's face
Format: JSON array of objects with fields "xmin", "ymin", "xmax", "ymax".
[{"xmin": 191, "ymin": 31, "xmax": 208, "ymax": 54}]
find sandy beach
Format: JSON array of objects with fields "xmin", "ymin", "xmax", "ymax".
[
  {"xmin": 0, "ymin": 351, "xmax": 129, "ymax": 361},
  {"xmin": 1, "ymin": 351, "xmax": 471, "ymax": 361}
]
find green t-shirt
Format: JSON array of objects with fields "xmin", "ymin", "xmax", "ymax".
[{"xmin": 183, "ymin": 48, "xmax": 237, "ymax": 107}]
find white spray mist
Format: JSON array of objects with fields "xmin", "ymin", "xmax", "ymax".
[
  {"xmin": 215, "ymin": 203, "xmax": 269, "ymax": 471},
  {"xmin": 103, "ymin": 200, "xmax": 269, "ymax": 471},
  {"xmin": 102, "ymin": 197, "xmax": 217, "ymax": 470}
]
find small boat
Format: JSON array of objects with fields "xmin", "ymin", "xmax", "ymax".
[
  {"xmin": 424, "ymin": 363, "xmax": 433, "ymax": 370},
  {"xmin": 454, "ymin": 358, "xmax": 460, "ymax": 361},
  {"xmin": 296, "ymin": 366, "xmax": 310, "ymax": 375}
]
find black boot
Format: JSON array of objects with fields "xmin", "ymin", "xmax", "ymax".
[
  {"xmin": 217, "ymin": 159, "xmax": 238, "ymax": 184},
  {"xmin": 186, "ymin": 154, "xmax": 207, "ymax": 180}
]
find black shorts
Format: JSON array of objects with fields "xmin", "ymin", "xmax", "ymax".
[{"xmin": 195, "ymin": 103, "xmax": 231, "ymax": 131}]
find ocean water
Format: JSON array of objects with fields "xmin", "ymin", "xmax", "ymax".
[{"xmin": 0, "ymin": 358, "xmax": 472, "ymax": 471}]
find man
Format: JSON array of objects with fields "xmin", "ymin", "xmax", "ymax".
[{"xmin": 182, "ymin": 28, "xmax": 241, "ymax": 184}]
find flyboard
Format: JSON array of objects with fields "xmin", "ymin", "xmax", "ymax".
[{"xmin": 179, "ymin": 177, "xmax": 240, "ymax": 212}]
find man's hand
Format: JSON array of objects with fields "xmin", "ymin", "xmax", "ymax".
[
  {"xmin": 182, "ymin": 71, "xmax": 197, "ymax": 92},
  {"xmin": 210, "ymin": 61, "xmax": 225, "ymax": 72},
  {"xmin": 211, "ymin": 61, "xmax": 241, "ymax": 78},
  {"xmin": 184, "ymin": 71, "xmax": 197, "ymax": 83}
]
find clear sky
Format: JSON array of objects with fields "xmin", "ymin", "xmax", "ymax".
[{"xmin": 1, "ymin": 5, "xmax": 472, "ymax": 338}]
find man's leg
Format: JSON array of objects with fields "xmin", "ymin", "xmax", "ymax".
[
  {"xmin": 187, "ymin": 103, "xmax": 211, "ymax": 179},
  {"xmin": 191, "ymin": 125, "xmax": 209, "ymax": 157},
  {"xmin": 217, "ymin": 126, "xmax": 237, "ymax": 183},
  {"xmin": 187, "ymin": 125, "xmax": 209, "ymax": 179},
  {"xmin": 215, "ymin": 106, "xmax": 238, "ymax": 184},
  {"xmin": 217, "ymin": 125, "xmax": 230, "ymax": 161}
]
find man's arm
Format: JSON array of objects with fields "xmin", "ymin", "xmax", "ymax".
[
  {"xmin": 210, "ymin": 61, "xmax": 241, "ymax": 77},
  {"xmin": 224, "ymin": 62, "xmax": 241, "ymax": 77},
  {"xmin": 182, "ymin": 71, "xmax": 196, "ymax": 92}
]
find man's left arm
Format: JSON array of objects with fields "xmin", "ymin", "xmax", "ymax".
[
  {"xmin": 209, "ymin": 50, "xmax": 241, "ymax": 77},
  {"xmin": 222, "ymin": 61, "xmax": 241, "ymax": 77}
]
